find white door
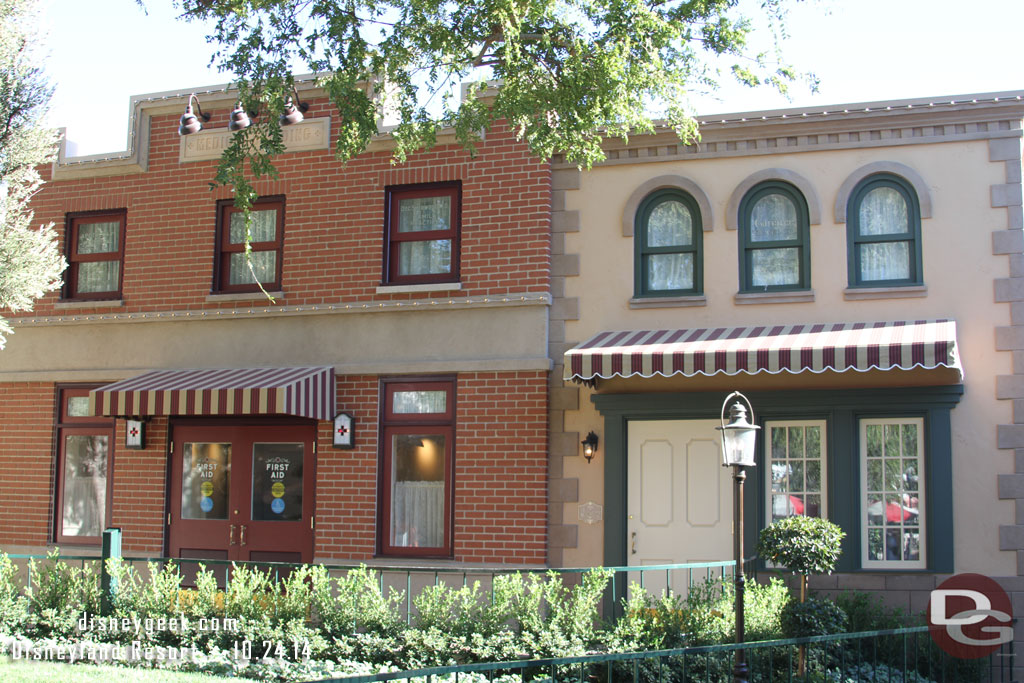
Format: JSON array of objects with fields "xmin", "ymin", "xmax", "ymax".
[{"xmin": 627, "ymin": 419, "xmax": 734, "ymax": 597}]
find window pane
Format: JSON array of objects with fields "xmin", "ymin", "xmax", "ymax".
[
  {"xmin": 399, "ymin": 196, "xmax": 451, "ymax": 233},
  {"xmin": 229, "ymin": 251, "xmax": 276, "ymax": 285},
  {"xmin": 229, "ymin": 209, "xmax": 277, "ymax": 244},
  {"xmin": 77, "ymin": 221, "xmax": 119, "ymax": 255},
  {"xmin": 646, "ymin": 253, "xmax": 694, "ymax": 291},
  {"xmin": 61, "ymin": 435, "xmax": 108, "ymax": 536},
  {"xmin": 391, "ymin": 433, "xmax": 446, "ymax": 548},
  {"xmin": 646, "ymin": 200, "xmax": 693, "ymax": 247},
  {"xmin": 181, "ymin": 442, "xmax": 230, "ymax": 520},
  {"xmin": 766, "ymin": 422, "xmax": 825, "ymax": 527},
  {"xmin": 76, "ymin": 261, "xmax": 119, "ymax": 293},
  {"xmin": 862, "ymin": 419, "xmax": 923, "ymax": 567},
  {"xmin": 399, "ymin": 240, "xmax": 451, "ymax": 275},
  {"xmin": 858, "ymin": 187, "xmax": 908, "ymax": 236},
  {"xmin": 67, "ymin": 396, "xmax": 91, "ymax": 417},
  {"xmin": 393, "ymin": 390, "xmax": 447, "ymax": 414},
  {"xmin": 749, "ymin": 194, "xmax": 798, "ymax": 242},
  {"xmin": 251, "ymin": 443, "xmax": 303, "ymax": 522},
  {"xmin": 751, "ymin": 247, "xmax": 799, "ymax": 286},
  {"xmin": 859, "ymin": 242, "xmax": 911, "ymax": 281}
]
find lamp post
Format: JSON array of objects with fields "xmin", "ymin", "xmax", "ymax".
[{"xmin": 717, "ymin": 391, "xmax": 760, "ymax": 683}]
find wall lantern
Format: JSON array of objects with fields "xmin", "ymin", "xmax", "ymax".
[
  {"xmin": 581, "ymin": 431, "xmax": 599, "ymax": 463},
  {"xmin": 228, "ymin": 103, "xmax": 254, "ymax": 132},
  {"xmin": 280, "ymin": 88, "xmax": 309, "ymax": 126},
  {"xmin": 717, "ymin": 391, "xmax": 760, "ymax": 468},
  {"xmin": 125, "ymin": 419, "xmax": 145, "ymax": 450},
  {"xmin": 178, "ymin": 94, "xmax": 211, "ymax": 136},
  {"xmin": 333, "ymin": 412, "xmax": 354, "ymax": 449}
]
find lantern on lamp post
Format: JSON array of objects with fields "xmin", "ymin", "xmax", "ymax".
[{"xmin": 716, "ymin": 391, "xmax": 760, "ymax": 683}]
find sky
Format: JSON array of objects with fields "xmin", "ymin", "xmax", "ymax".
[{"xmin": 39, "ymin": 0, "xmax": 1024, "ymax": 156}]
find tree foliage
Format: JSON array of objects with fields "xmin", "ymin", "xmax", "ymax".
[
  {"xmin": 170, "ymin": 0, "xmax": 814, "ymax": 209},
  {"xmin": 757, "ymin": 514, "xmax": 844, "ymax": 578},
  {"xmin": 0, "ymin": 0, "xmax": 64, "ymax": 349}
]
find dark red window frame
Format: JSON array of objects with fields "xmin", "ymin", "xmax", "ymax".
[
  {"xmin": 54, "ymin": 385, "xmax": 115, "ymax": 545},
  {"xmin": 213, "ymin": 196, "xmax": 285, "ymax": 293},
  {"xmin": 378, "ymin": 377, "xmax": 456, "ymax": 558},
  {"xmin": 383, "ymin": 183, "xmax": 461, "ymax": 285},
  {"xmin": 64, "ymin": 210, "xmax": 126, "ymax": 301}
]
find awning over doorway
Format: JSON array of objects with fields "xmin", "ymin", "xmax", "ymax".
[
  {"xmin": 90, "ymin": 366, "xmax": 336, "ymax": 420},
  {"xmin": 564, "ymin": 320, "xmax": 961, "ymax": 382}
]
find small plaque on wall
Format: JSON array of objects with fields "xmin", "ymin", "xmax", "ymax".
[
  {"xmin": 333, "ymin": 412, "xmax": 354, "ymax": 449},
  {"xmin": 125, "ymin": 419, "xmax": 145, "ymax": 450}
]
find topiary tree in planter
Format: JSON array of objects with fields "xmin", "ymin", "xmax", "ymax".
[{"xmin": 757, "ymin": 515, "xmax": 845, "ymax": 675}]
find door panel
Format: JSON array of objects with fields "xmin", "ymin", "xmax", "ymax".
[
  {"xmin": 627, "ymin": 420, "xmax": 732, "ymax": 597},
  {"xmin": 168, "ymin": 424, "xmax": 316, "ymax": 575}
]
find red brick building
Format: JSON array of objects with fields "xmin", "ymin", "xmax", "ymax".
[{"xmin": 0, "ymin": 81, "xmax": 551, "ymax": 566}]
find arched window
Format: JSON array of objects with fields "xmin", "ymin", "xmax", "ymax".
[
  {"xmin": 738, "ymin": 182, "xmax": 811, "ymax": 291},
  {"xmin": 847, "ymin": 175, "xmax": 922, "ymax": 286},
  {"xmin": 634, "ymin": 189, "xmax": 703, "ymax": 296}
]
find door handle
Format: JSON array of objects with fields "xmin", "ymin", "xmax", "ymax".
[
  {"xmin": 229, "ymin": 524, "xmax": 236, "ymax": 546},
  {"xmin": 240, "ymin": 524, "xmax": 247, "ymax": 547},
  {"xmin": 631, "ymin": 531, "xmax": 637, "ymax": 555}
]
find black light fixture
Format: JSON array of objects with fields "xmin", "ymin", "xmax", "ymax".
[
  {"xmin": 280, "ymin": 87, "xmax": 309, "ymax": 126},
  {"xmin": 178, "ymin": 94, "xmax": 211, "ymax": 136},
  {"xmin": 228, "ymin": 103, "xmax": 253, "ymax": 132},
  {"xmin": 715, "ymin": 391, "xmax": 760, "ymax": 683},
  {"xmin": 581, "ymin": 431, "xmax": 599, "ymax": 463}
]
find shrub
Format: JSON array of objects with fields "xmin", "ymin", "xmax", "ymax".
[
  {"xmin": 834, "ymin": 590, "xmax": 912, "ymax": 631},
  {"xmin": 24, "ymin": 549, "xmax": 101, "ymax": 638},
  {"xmin": 757, "ymin": 516, "xmax": 845, "ymax": 578},
  {"xmin": 0, "ymin": 553, "xmax": 27, "ymax": 635},
  {"xmin": 780, "ymin": 597, "xmax": 848, "ymax": 638}
]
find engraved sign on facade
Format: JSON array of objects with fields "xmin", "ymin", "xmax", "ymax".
[
  {"xmin": 180, "ymin": 118, "xmax": 331, "ymax": 163},
  {"xmin": 578, "ymin": 501, "xmax": 603, "ymax": 525}
]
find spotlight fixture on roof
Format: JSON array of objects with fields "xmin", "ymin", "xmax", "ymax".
[
  {"xmin": 280, "ymin": 87, "xmax": 309, "ymax": 126},
  {"xmin": 178, "ymin": 94, "xmax": 211, "ymax": 136},
  {"xmin": 228, "ymin": 103, "xmax": 254, "ymax": 132}
]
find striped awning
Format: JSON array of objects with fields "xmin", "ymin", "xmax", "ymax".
[
  {"xmin": 564, "ymin": 320, "xmax": 962, "ymax": 382},
  {"xmin": 90, "ymin": 366, "xmax": 336, "ymax": 421}
]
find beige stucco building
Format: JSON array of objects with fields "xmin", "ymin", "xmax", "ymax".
[{"xmin": 546, "ymin": 92, "xmax": 1024, "ymax": 624}]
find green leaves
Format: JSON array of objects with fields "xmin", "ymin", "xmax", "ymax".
[{"xmin": 757, "ymin": 515, "xmax": 845, "ymax": 577}]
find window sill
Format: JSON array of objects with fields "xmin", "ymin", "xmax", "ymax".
[
  {"xmin": 206, "ymin": 291, "xmax": 284, "ymax": 303},
  {"xmin": 55, "ymin": 299, "xmax": 124, "ymax": 309},
  {"xmin": 376, "ymin": 282, "xmax": 462, "ymax": 294},
  {"xmin": 843, "ymin": 285, "xmax": 927, "ymax": 300},
  {"xmin": 734, "ymin": 290, "xmax": 815, "ymax": 305},
  {"xmin": 629, "ymin": 295, "xmax": 707, "ymax": 309}
]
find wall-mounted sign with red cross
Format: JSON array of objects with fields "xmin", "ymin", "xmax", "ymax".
[
  {"xmin": 125, "ymin": 419, "xmax": 145, "ymax": 449},
  {"xmin": 333, "ymin": 412, "xmax": 354, "ymax": 449}
]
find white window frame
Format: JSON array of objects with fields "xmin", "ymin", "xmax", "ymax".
[
  {"xmin": 860, "ymin": 417, "xmax": 926, "ymax": 569},
  {"xmin": 764, "ymin": 420, "xmax": 828, "ymax": 525}
]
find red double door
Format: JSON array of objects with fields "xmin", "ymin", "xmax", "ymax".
[{"xmin": 167, "ymin": 423, "xmax": 316, "ymax": 570}]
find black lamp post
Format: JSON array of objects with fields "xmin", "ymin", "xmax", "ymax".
[{"xmin": 716, "ymin": 391, "xmax": 760, "ymax": 683}]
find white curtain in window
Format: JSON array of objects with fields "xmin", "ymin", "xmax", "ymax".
[
  {"xmin": 62, "ymin": 435, "xmax": 108, "ymax": 536},
  {"xmin": 859, "ymin": 242, "xmax": 911, "ymax": 281},
  {"xmin": 77, "ymin": 261, "xmax": 119, "ymax": 293},
  {"xmin": 77, "ymin": 221, "xmax": 119, "ymax": 254},
  {"xmin": 393, "ymin": 390, "xmax": 447, "ymax": 414},
  {"xmin": 858, "ymin": 187, "xmax": 907, "ymax": 236},
  {"xmin": 751, "ymin": 248, "xmax": 799, "ymax": 287},
  {"xmin": 229, "ymin": 251, "xmax": 276, "ymax": 285},
  {"xmin": 749, "ymin": 194, "xmax": 797, "ymax": 242},
  {"xmin": 229, "ymin": 209, "xmax": 277, "ymax": 243},
  {"xmin": 391, "ymin": 481, "xmax": 444, "ymax": 548},
  {"xmin": 399, "ymin": 197, "xmax": 450, "ymax": 232},
  {"xmin": 858, "ymin": 187, "xmax": 911, "ymax": 281},
  {"xmin": 399, "ymin": 240, "xmax": 451, "ymax": 275},
  {"xmin": 647, "ymin": 253, "xmax": 693, "ymax": 291},
  {"xmin": 647, "ymin": 201, "xmax": 692, "ymax": 247}
]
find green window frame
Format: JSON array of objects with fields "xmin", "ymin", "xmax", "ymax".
[
  {"xmin": 738, "ymin": 181, "xmax": 811, "ymax": 292},
  {"xmin": 634, "ymin": 189, "xmax": 703, "ymax": 296},
  {"xmin": 847, "ymin": 174, "xmax": 923, "ymax": 287}
]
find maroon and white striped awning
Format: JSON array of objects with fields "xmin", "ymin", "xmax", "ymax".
[
  {"xmin": 90, "ymin": 366, "xmax": 336, "ymax": 421},
  {"xmin": 564, "ymin": 320, "xmax": 961, "ymax": 382}
]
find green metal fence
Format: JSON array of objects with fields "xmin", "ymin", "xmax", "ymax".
[{"xmin": 311, "ymin": 626, "xmax": 1016, "ymax": 683}]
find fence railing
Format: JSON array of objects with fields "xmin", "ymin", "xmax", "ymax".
[
  {"xmin": 2, "ymin": 551, "xmax": 756, "ymax": 622},
  {"xmin": 311, "ymin": 626, "xmax": 1016, "ymax": 683}
]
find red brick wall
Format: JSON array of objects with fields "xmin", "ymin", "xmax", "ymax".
[
  {"xmin": 314, "ymin": 371, "xmax": 548, "ymax": 565},
  {"xmin": 110, "ymin": 417, "xmax": 168, "ymax": 554},
  {"xmin": 0, "ymin": 383, "xmax": 55, "ymax": 547},
  {"xmin": 22, "ymin": 100, "xmax": 550, "ymax": 317}
]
